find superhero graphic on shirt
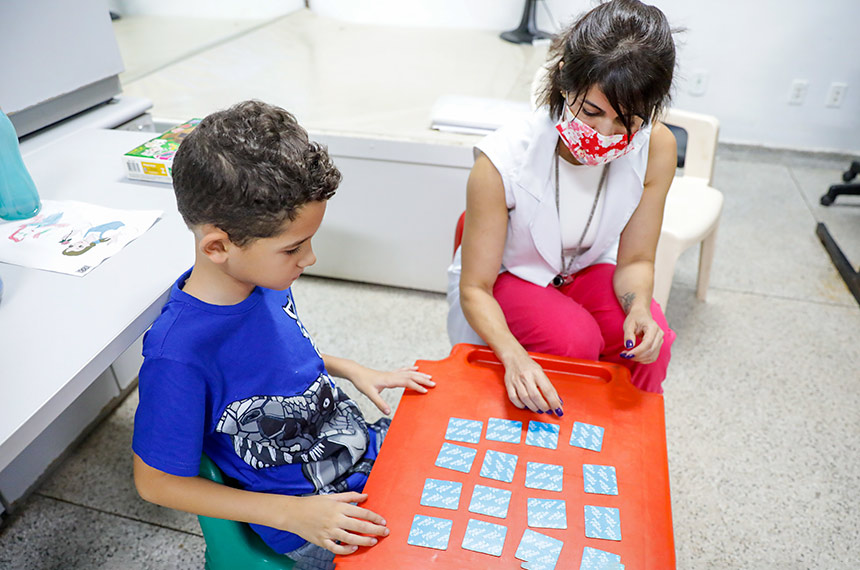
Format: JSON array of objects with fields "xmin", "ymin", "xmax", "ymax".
[{"xmin": 214, "ymin": 297, "xmax": 371, "ymax": 493}]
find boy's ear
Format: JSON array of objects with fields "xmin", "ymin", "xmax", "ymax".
[{"xmin": 197, "ymin": 225, "xmax": 233, "ymax": 264}]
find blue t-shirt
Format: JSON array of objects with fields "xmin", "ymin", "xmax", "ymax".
[{"xmin": 133, "ymin": 269, "xmax": 379, "ymax": 553}]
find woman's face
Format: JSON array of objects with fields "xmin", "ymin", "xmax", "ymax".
[{"xmin": 565, "ymin": 85, "xmax": 644, "ymax": 139}]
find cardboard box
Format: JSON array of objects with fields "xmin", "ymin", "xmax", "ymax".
[{"xmin": 123, "ymin": 119, "xmax": 200, "ymax": 183}]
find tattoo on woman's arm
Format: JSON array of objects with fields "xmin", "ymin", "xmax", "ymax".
[{"xmin": 620, "ymin": 292, "xmax": 635, "ymax": 313}]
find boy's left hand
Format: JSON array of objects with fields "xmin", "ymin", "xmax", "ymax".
[{"xmin": 351, "ymin": 366, "xmax": 435, "ymax": 415}]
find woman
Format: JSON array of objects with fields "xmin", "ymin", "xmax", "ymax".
[{"xmin": 447, "ymin": 0, "xmax": 678, "ymax": 415}]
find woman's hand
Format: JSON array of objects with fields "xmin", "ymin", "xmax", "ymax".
[
  {"xmin": 620, "ymin": 306, "xmax": 664, "ymax": 363},
  {"xmin": 349, "ymin": 365, "xmax": 435, "ymax": 415},
  {"xmin": 502, "ymin": 351, "xmax": 564, "ymax": 415}
]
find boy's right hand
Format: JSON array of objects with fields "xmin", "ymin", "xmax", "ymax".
[{"xmin": 288, "ymin": 492, "xmax": 389, "ymax": 555}]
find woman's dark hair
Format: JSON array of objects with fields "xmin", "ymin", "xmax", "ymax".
[
  {"xmin": 172, "ymin": 100, "xmax": 341, "ymax": 247},
  {"xmin": 537, "ymin": 0, "xmax": 677, "ymax": 137}
]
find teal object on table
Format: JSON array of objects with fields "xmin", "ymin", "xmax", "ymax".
[{"xmin": 0, "ymin": 108, "xmax": 41, "ymax": 221}]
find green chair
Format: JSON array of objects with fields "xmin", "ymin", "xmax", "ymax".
[{"xmin": 197, "ymin": 453, "xmax": 295, "ymax": 570}]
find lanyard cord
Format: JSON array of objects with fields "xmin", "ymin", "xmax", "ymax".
[{"xmin": 553, "ymin": 150, "xmax": 609, "ymax": 286}]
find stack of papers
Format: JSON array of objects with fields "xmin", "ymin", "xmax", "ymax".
[{"xmin": 430, "ymin": 96, "xmax": 531, "ymax": 136}]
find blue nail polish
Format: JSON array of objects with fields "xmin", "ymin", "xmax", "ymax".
[
  {"xmin": 537, "ymin": 409, "xmax": 544, "ymax": 414},
  {"xmin": 555, "ymin": 408, "xmax": 564, "ymax": 416},
  {"xmin": 625, "ymin": 340, "xmax": 634, "ymax": 349}
]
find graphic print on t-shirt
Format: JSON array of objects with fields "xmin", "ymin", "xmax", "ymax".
[
  {"xmin": 216, "ymin": 374, "xmax": 371, "ymax": 492},
  {"xmin": 281, "ymin": 294, "xmax": 321, "ymax": 357},
  {"xmin": 215, "ymin": 292, "xmax": 370, "ymax": 493}
]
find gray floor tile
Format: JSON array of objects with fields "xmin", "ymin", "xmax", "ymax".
[
  {"xmin": 664, "ymin": 287, "xmax": 860, "ymax": 569},
  {"xmin": 291, "ymin": 276, "xmax": 452, "ymax": 423},
  {"xmin": 0, "ymin": 495, "xmax": 204, "ymax": 570},
  {"xmin": 672, "ymin": 159, "xmax": 857, "ymax": 306},
  {"xmin": 789, "ymin": 164, "xmax": 860, "ymax": 265},
  {"xmin": 36, "ymin": 390, "xmax": 201, "ymax": 536}
]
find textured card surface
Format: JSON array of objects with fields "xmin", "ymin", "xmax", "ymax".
[
  {"xmin": 468, "ymin": 484, "xmax": 513, "ymax": 519},
  {"xmin": 515, "ymin": 528, "xmax": 564, "ymax": 569},
  {"xmin": 527, "ymin": 498, "xmax": 568, "ymax": 529},
  {"xmin": 570, "ymin": 421, "xmax": 605, "ymax": 452},
  {"xmin": 584, "ymin": 505, "xmax": 622, "ymax": 541},
  {"xmin": 445, "ymin": 417, "xmax": 483, "ymax": 444},
  {"xmin": 582, "ymin": 464, "xmax": 618, "ymax": 495},
  {"xmin": 479, "ymin": 449, "xmax": 518, "ymax": 483},
  {"xmin": 434, "ymin": 442, "xmax": 478, "ymax": 473},
  {"xmin": 525, "ymin": 462, "xmax": 564, "ymax": 492},
  {"xmin": 461, "ymin": 518, "xmax": 508, "ymax": 557},
  {"xmin": 419, "ymin": 478, "xmax": 463, "ymax": 510},
  {"xmin": 525, "ymin": 421, "xmax": 560, "ymax": 449},
  {"xmin": 406, "ymin": 514, "xmax": 453, "ymax": 550},
  {"xmin": 486, "ymin": 417, "xmax": 523, "ymax": 444},
  {"xmin": 579, "ymin": 546, "xmax": 622, "ymax": 569}
]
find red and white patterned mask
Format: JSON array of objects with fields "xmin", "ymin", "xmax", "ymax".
[{"xmin": 555, "ymin": 108, "xmax": 642, "ymax": 166}]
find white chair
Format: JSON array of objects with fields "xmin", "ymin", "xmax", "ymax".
[
  {"xmin": 529, "ymin": 66, "xmax": 723, "ymax": 308},
  {"xmin": 654, "ymin": 109, "xmax": 723, "ymax": 308}
]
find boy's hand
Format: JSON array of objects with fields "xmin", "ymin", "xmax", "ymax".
[
  {"xmin": 289, "ymin": 492, "xmax": 389, "ymax": 555},
  {"xmin": 351, "ymin": 365, "xmax": 435, "ymax": 415}
]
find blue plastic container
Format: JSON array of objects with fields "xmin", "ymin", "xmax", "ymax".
[{"xmin": 0, "ymin": 108, "xmax": 41, "ymax": 221}]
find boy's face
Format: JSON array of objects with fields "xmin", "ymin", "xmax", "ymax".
[{"xmin": 226, "ymin": 200, "xmax": 326, "ymax": 291}]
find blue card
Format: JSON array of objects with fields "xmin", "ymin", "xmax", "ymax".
[
  {"xmin": 419, "ymin": 478, "xmax": 463, "ymax": 510},
  {"xmin": 525, "ymin": 421, "xmax": 560, "ymax": 449},
  {"xmin": 569, "ymin": 421, "xmax": 605, "ymax": 452},
  {"xmin": 486, "ymin": 417, "xmax": 523, "ymax": 444},
  {"xmin": 582, "ymin": 464, "xmax": 618, "ymax": 495},
  {"xmin": 579, "ymin": 546, "xmax": 622, "ymax": 569},
  {"xmin": 406, "ymin": 514, "xmax": 453, "ymax": 550},
  {"xmin": 461, "ymin": 518, "xmax": 507, "ymax": 557},
  {"xmin": 434, "ymin": 442, "xmax": 477, "ymax": 473},
  {"xmin": 445, "ymin": 417, "xmax": 483, "ymax": 444},
  {"xmin": 468, "ymin": 484, "xmax": 512, "ymax": 519},
  {"xmin": 515, "ymin": 528, "xmax": 564, "ymax": 569},
  {"xmin": 584, "ymin": 505, "xmax": 622, "ymax": 541},
  {"xmin": 527, "ymin": 498, "xmax": 567, "ymax": 529},
  {"xmin": 525, "ymin": 462, "xmax": 564, "ymax": 492},
  {"xmin": 479, "ymin": 449, "xmax": 518, "ymax": 483}
]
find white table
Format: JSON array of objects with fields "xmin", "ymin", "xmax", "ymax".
[
  {"xmin": 0, "ymin": 118, "xmax": 193, "ymax": 510},
  {"xmin": 121, "ymin": 10, "xmax": 549, "ymax": 292}
]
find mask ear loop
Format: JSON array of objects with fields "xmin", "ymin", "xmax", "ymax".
[{"xmin": 563, "ymin": 90, "xmax": 588, "ymax": 121}]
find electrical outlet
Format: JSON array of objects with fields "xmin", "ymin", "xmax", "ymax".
[
  {"xmin": 689, "ymin": 70, "xmax": 708, "ymax": 96},
  {"xmin": 788, "ymin": 79, "xmax": 808, "ymax": 105},
  {"xmin": 826, "ymin": 82, "xmax": 847, "ymax": 108}
]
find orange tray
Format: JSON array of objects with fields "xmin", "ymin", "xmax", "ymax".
[{"xmin": 334, "ymin": 344, "xmax": 674, "ymax": 569}]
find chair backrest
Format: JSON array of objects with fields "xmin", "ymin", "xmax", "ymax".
[
  {"xmin": 197, "ymin": 454, "xmax": 295, "ymax": 570},
  {"xmin": 660, "ymin": 108, "xmax": 719, "ymax": 185}
]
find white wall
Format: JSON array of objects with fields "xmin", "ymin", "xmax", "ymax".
[{"xmin": 310, "ymin": 0, "xmax": 860, "ymax": 154}]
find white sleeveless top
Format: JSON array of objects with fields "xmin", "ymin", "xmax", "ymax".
[
  {"xmin": 446, "ymin": 107, "xmax": 652, "ymax": 345},
  {"xmin": 557, "ymin": 158, "xmax": 607, "ymax": 256}
]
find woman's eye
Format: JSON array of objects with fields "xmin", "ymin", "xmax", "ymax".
[
  {"xmin": 582, "ymin": 109, "xmax": 600, "ymax": 117},
  {"xmin": 284, "ymin": 246, "xmax": 301, "ymax": 255}
]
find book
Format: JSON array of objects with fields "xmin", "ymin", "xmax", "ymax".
[
  {"xmin": 429, "ymin": 96, "xmax": 531, "ymax": 136},
  {"xmin": 123, "ymin": 119, "xmax": 200, "ymax": 183}
]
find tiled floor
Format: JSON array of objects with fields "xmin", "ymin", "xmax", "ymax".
[{"xmin": 2, "ymin": 10, "xmax": 859, "ymax": 570}]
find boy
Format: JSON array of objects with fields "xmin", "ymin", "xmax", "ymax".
[{"xmin": 132, "ymin": 100, "xmax": 434, "ymax": 569}]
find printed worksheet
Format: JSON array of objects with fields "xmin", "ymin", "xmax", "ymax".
[{"xmin": 0, "ymin": 200, "xmax": 161, "ymax": 276}]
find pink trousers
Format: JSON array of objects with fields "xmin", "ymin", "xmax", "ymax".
[{"xmin": 492, "ymin": 264, "xmax": 675, "ymax": 393}]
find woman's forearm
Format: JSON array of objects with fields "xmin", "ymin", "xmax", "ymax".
[
  {"xmin": 612, "ymin": 260, "xmax": 655, "ymax": 314},
  {"xmin": 460, "ymin": 284, "xmax": 529, "ymax": 365}
]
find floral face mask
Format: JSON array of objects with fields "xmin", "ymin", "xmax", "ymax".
[{"xmin": 555, "ymin": 106, "xmax": 644, "ymax": 166}]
